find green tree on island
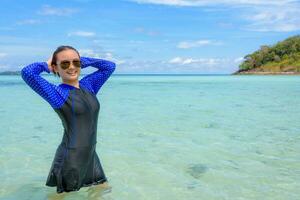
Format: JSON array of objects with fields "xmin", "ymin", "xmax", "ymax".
[{"xmin": 238, "ymin": 35, "xmax": 300, "ymax": 73}]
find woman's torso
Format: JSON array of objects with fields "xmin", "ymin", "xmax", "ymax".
[{"xmin": 54, "ymin": 84, "xmax": 100, "ymax": 148}]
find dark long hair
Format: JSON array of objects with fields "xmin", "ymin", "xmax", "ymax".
[{"xmin": 51, "ymin": 45, "xmax": 80, "ymax": 77}]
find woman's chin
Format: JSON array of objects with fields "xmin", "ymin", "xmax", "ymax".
[{"xmin": 64, "ymin": 75, "xmax": 78, "ymax": 81}]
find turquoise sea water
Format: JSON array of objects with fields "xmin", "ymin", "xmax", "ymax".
[{"xmin": 0, "ymin": 74, "xmax": 299, "ymax": 200}]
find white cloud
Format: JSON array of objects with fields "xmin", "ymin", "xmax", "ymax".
[
  {"xmin": 78, "ymin": 49, "xmax": 125, "ymax": 65},
  {"xmin": 243, "ymin": 5, "xmax": 300, "ymax": 32},
  {"xmin": 103, "ymin": 52, "xmax": 126, "ymax": 64},
  {"xmin": 130, "ymin": 0, "xmax": 297, "ymax": 7},
  {"xmin": 130, "ymin": 0, "xmax": 300, "ymax": 32},
  {"xmin": 169, "ymin": 57, "xmax": 183, "ymax": 64},
  {"xmin": 0, "ymin": 53, "xmax": 7, "ymax": 58},
  {"xmin": 233, "ymin": 57, "xmax": 245, "ymax": 63},
  {"xmin": 0, "ymin": 65, "xmax": 9, "ymax": 70},
  {"xmin": 16, "ymin": 19, "xmax": 41, "ymax": 25},
  {"xmin": 68, "ymin": 31, "xmax": 96, "ymax": 37},
  {"xmin": 177, "ymin": 39, "xmax": 222, "ymax": 49},
  {"xmin": 169, "ymin": 57, "xmax": 223, "ymax": 65},
  {"xmin": 79, "ymin": 49, "xmax": 101, "ymax": 57},
  {"xmin": 37, "ymin": 5, "xmax": 78, "ymax": 16},
  {"xmin": 134, "ymin": 27, "xmax": 161, "ymax": 36},
  {"xmin": 128, "ymin": 40, "xmax": 147, "ymax": 44},
  {"xmin": 115, "ymin": 56, "xmax": 237, "ymax": 73},
  {"xmin": 161, "ymin": 56, "xmax": 240, "ymax": 73},
  {"xmin": 0, "ymin": 53, "xmax": 9, "ymax": 70}
]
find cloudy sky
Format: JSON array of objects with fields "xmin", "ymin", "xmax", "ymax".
[{"xmin": 0, "ymin": 0, "xmax": 299, "ymax": 74}]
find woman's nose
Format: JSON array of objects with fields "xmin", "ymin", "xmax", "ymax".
[{"xmin": 69, "ymin": 62, "xmax": 77, "ymax": 69}]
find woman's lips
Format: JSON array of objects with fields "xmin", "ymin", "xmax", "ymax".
[{"xmin": 67, "ymin": 71, "xmax": 77, "ymax": 76}]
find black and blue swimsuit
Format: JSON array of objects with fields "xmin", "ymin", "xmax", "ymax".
[{"xmin": 21, "ymin": 56, "xmax": 116, "ymax": 193}]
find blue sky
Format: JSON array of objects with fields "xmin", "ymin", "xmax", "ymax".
[{"xmin": 0, "ymin": 0, "xmax": 299, "ymax": 74}]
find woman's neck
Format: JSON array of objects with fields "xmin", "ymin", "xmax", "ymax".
[{"xmin": 63, "ymin": 80, "xmax": 80, "ymax": 89}]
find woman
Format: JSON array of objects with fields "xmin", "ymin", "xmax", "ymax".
[{"xmin": 21, "ymin": 45, "xmax": 116, "ymax": 194}]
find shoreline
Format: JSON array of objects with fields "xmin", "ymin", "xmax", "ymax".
[{"xmin": 232, "ymin": 71, "xmax": 300, "ymax": 75}]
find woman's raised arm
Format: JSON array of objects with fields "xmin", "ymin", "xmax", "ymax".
[
  {"xmin": 21, "ymin": 61, "xmax": 65, "ymax": 109},
  {"xmin": 79, "ymin": 56, "xmax": 116, "ymax": 95}
]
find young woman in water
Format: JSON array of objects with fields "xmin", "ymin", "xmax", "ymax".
[{"xmin": 21, "ymin": 45, "xmax": 116, "ymax": 197}]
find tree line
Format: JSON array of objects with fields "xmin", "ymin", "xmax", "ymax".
[{"xmin": 239, "ymin": 35, "xmax": 300, "ymax": 71}]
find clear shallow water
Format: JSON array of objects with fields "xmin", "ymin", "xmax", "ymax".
[{"xmin": 0, "ymin": 74, "xmax": 299, "ymax": 200}]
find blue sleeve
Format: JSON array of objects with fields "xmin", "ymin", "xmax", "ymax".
[
  {"xmin": 79, "ymin": 56, "xmax": 116, "ymax": 95},
  {"xmin": 21, "ymin": 62, "xmax": 65, "ymax": 109}
]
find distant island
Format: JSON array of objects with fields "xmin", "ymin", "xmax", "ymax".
[
  {"xmin": 233, "ymin": 35, "xmax": 300, "ymax": 75},
  {"xmin": 0, "ymin": 71, "xmax": 21, "ymax": 75}
]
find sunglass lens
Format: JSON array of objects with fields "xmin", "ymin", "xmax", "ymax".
[
  {"xmin": 73, "ymin": 60, "xmax": 81, "ymax": 68},
  {"xmin": 60, "ymin": 61, "xmax": 70, "ymax": 70}
]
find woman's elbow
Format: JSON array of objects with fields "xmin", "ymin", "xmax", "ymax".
[
  {"xmin": 111, "ymin": 62, "xmax": 116, "ymax": 72},
  {"xmin": 21, "ymin": 66, "xmax": 31, "ymax": 81}
]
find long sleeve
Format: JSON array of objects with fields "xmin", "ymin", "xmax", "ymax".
[
  {"xmin": 79, "ymin": 56, "xmax": 116, "ymax": 95},
  {"xmin": 21, "ymin": 62, "xmax": 65, "ymax": 109}
]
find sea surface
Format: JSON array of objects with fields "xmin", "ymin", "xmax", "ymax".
[{"xmin": 0, "ymin": 74, "xmax": 299, "ymax": 200}]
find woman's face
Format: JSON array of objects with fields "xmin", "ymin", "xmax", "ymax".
[{"xmin": 54, "ymin": 49, "xmax": 81, "ymax": 82}]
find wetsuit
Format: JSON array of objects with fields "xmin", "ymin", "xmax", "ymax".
[{"xmin": 21, "ymin": 56, "xmax": 116, "ymax": 193}]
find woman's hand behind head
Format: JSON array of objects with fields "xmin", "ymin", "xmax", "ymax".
[{"xmin": 47, "ymin": 56, "xmax": 54, "ymax": 72}]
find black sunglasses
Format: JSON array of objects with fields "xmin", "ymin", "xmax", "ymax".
[{"xmin": 58, "ymin": 59, "xmax": 81, "ymax": 70}]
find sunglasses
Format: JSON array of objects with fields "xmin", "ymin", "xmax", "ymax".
[{"xmin": 58, "ymin": 59, "xmax": 81, "ymax": 70}]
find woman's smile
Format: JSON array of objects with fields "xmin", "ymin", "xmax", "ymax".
[{"xmin": 67, "ymin": 70, "xmax": 77, "ymax": 76}]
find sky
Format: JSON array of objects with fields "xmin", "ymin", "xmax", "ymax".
[{"xmin": 0, "ymin": 0, "xmax": 299, "ymax": 74}]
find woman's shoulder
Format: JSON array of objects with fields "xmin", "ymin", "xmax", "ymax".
[{"xmin": 45, "ymin": 84, "xmax": 71, "ymax": 109}]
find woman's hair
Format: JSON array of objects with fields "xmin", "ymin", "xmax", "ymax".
[{"xmin": 51, "ymin": 45, "xmax": 80, "ymax": 77}]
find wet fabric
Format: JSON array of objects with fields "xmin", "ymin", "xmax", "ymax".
[{"xmin": 21, "ymin": 56, "xmax": 116, "ymax": 193}]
